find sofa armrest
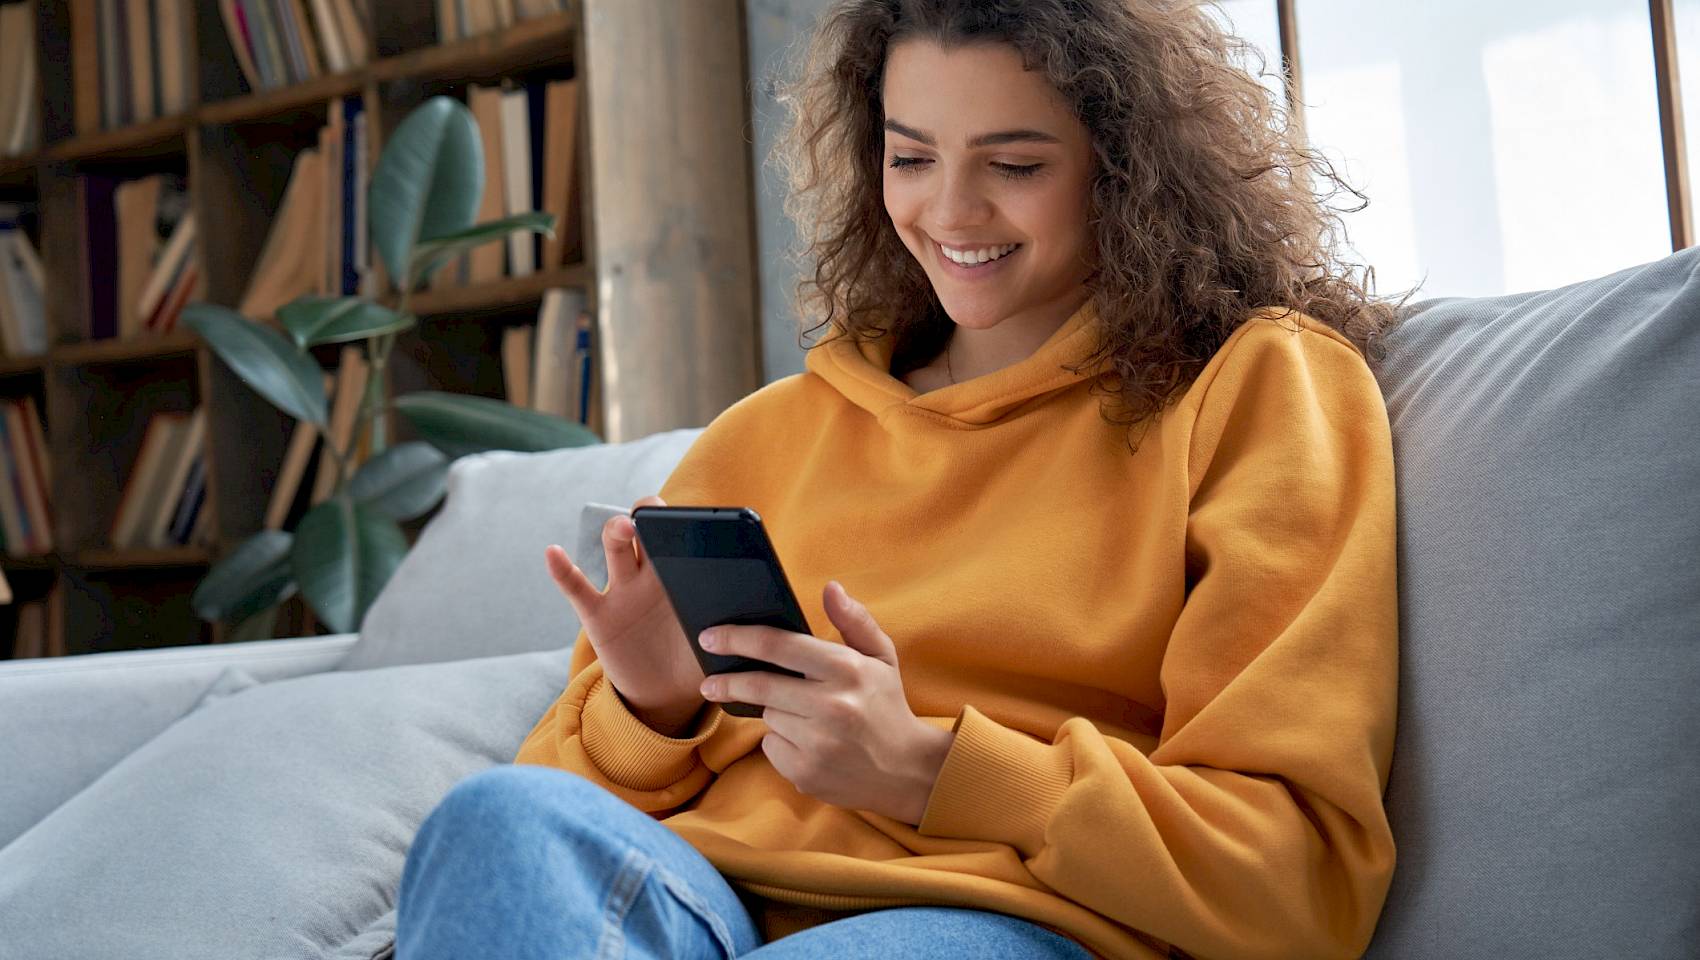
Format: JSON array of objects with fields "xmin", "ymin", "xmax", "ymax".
[{"xmin": 0, "ymin": 635, "xmax": 358, "ymax": 850}]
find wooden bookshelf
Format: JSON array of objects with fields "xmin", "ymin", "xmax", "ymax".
[{"xmin": 0, "ymin": 0, "xmax": 759, "ymax": 659}]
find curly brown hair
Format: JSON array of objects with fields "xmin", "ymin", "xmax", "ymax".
[{"xmin": 773, "ymin": 0, "xmax": 1407, "ymax": 443}]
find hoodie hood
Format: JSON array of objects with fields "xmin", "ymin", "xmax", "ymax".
[{"xmin": 803, "ymin": 300, "xmax": 1106, "ymax": 427}]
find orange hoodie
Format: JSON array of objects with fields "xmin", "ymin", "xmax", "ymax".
[{"xmin": 516, "ymin": 303, "xmax": 1399, "ymax": 960}]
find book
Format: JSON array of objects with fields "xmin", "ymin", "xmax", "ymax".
[
  {"xmin": 218, "ymin": 0, "xmax": 262, "ymax": 91},
  {"xmin": 13, "ymin": 602, "xmax": 46, "ymax": 659},
  {"xmin": 156, "ymin": 0, "xmax": 191, "ymax": 115},
  {"xmin": 531, "ymin": 288, "xmax": 586, "ymax": 418},
  {"xmin": 572, "ymin": 309, "xmax": 594, "ymax": 425},
  {"xmin": 312, "ymin": 346, "xmax": 369, "ymax": 503},
  {"xmin": 2, "ymin": 402, "xmax": 52, "ymax": 553},
  {"xmin": 436, "ymin": 0, "xmax": 459, "ymax": 42},
  {"xmin": 0, "ymin": 406, "xmax": 36, "ymax": 553},
  {"xmin": 264, "ymin": 373, "xmax": 333, "ymax": 529},
  {"xmin": 15, "ymin": 397, "xmax": 53, "ymax": 547},
  {"xmin": 166, "ymin": 455, "xmax": 207, "ymax": 545},
  {"xmin": 501, "ymin": 324, "xmax": 532, "ymax": 408},
  {"xmin": 499, "ymin": 87, "xmax": 535, "ymax": 276},
  {"xmin": 306, "ymin": 0, "xmax": 349, "ymax": 73},
  {"xmin": 468, "ymin": 84, "xmax": 509, "ymax": 283},
  {"xmin": 123, "ymin": 0, "xmax": 153, "ymax": 123},
  {"xmin": 0, "ymin": 221, "xmax": 48, "ymax": 357},
  {"xmin": 110, "ymin": 412, "xmax": 188, "ymax": 548},
  {"xmin": 240, "ymin": 147, "xmax": 324, "ymax": 317},
  {"xmin": 146, "ymin": 406, "xmax": 205, "ymax": 547},
  {"xmin": 329, "ymin": 0, "xmax": 369, "ymax": 68},
  {"xmin": 540, "ymin": 79, "xmax": 579, "ymax": 269},
  {"xmin": 138, "ymin": 211, "xmax": 198, "ymax": 330},
  {"xmin": 115, "ymin": 174, "xmax": 164, "ymax": 339},
  {"xmin": 284, "ymin": 0, "xmax": 326, "ymax": 79},
  {"xmin": 69, "ymin": 0, "xmax": 101, "ymax": 134}
]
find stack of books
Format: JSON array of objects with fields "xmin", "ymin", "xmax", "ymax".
[
  {"xmin": 241, "ymin": 97, "xmax": 370, "ymax": 317},
  {"xmin": 71, "ymin": 0, "xmax": 196, "ymax": 131},
  {"xmin": 0, "ymin": 3, "xmax": 41, "ymax": 157},
  {"xmin": 433, "ymin": 78, "xmax": 579, "ymax": 289},
  {"xmin": 110, "ymin": 407, "xmax": 209, "ymax": 550},
  {"xmin": 0, "ymin": 397, "xmax": 52, "ymax": 556},
  {"xmin": 0, "ymin": 205, "xmax": 47, "ymax": 358},
  {"xmin": 436, "ymin": 0, "xmax": 568, "ymax": 43},
  {"xmin": 75, "ymin": 174, "xmax": 200, "ymax": 341},
  {"xmin": 216, "ymin": 0, "xmax": 372, "ymax": 93},
  {"xmin": 501, "ymin": 288, "xmax": 595, "ymax": 426}
]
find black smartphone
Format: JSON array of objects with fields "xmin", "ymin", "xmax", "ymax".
[{"xmin": 630, "ymin": 506, "xmax": 810, "ymax": 718}]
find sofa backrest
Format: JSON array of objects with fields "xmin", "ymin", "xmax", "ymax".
[
  {"xmin": 1365, "ymin": 247, "xmax": 1699, "ymax": 957},
  {"xmin": 340, "ymin": 428, "xmax": 705, "ymax": 672}
]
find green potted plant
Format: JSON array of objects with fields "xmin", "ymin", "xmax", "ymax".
[{"xmin": 184, "ymin": 96, "xmax": 596, "ymax": 639}]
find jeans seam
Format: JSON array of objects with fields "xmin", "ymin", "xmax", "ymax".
[
  {"xmin": 651, "ymin": 863, "xmax": 741, "ymax": 959},
  {"xmin": 595, "ymin": 848, "xmax": 651, "ymax": 960}
]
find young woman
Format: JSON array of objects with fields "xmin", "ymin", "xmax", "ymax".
[{"xmin": 396, "ymin": 2, "xmax": 1403, "ymax": 958}]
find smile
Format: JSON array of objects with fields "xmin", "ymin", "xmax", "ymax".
[{"xmin": 937, "ymin": 241, "xmax": 1021, "ymax": 266}]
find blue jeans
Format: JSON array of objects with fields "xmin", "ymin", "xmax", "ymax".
[{"xmin": 397, "ymin": 765, "xmax": 1092, "ymax": 960}]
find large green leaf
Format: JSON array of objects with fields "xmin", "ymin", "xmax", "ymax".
[
  {"xmin": 369, "ymin": 96, "xmax": 483, "ymax": 292},
  {"xmin": 393, "ymin": 391, "xmax": 600, "ymax": 459},
  {"xmin": 278, "ymin": 296, "xmax": 415, "ymax": 348},
  {"xmin": 408, "ymin": 213, "xmax": 557, "ymax": 288},
  {"xmin": 184, "ymin": 304, "xmax": 328, "ymax": 426},
  {"xmin": 348, "ymin": 441, "xmax": 449, "ymax": 521},
  {"xmin": 292, "ymin": 498, "xmax": 409, "ymax": 633},
  {"xmin": 191, "ymin": 530, "xmax": 298, "ymax": 623}
]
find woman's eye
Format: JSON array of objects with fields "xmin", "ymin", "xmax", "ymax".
[{"xmin": 886, "ymin": 156, "xmax": 1041, "ymax": 179}]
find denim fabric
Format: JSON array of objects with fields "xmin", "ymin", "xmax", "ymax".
[{"xmin": 397, "ymin": 765, "xmax": 1092, "ymax": 960}]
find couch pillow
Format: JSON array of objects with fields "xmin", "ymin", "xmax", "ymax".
[
  {"xmin": 0, "ymin": 634, "xmax": 353, "ymax": 851},
  {"xmin": 340, "ymin": 428, "xmax": 702, "ymax": 671},
  {"xmin": 0, "ymin": 647, "xmax": 571, "ymax": 960},
  {"xmin": 1365, "ymin": 248, "xmax": 1700, "ymax": 957}
]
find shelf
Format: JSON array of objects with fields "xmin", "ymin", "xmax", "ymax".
[
  {"xmin": 0, "ymin": 553, "xmax": 55, "ymax": 571},
  {"xmin": 199, "ymin": 71, "xmax": 368, "ymax": 127},
  {"xmin": 406, "ymin": 264, "xmax": 590, "ymax": 317},
  {"xmin": 0, "ymin": 355, "xmax": 47, "ymax": 378},
  {"xmin": 71, "ymin": 546, "xmax": 211, "ymax": 571},
  {"xmin": 374, "ymin": 13, "xmax": 576, "ymax": 86},
  {"xmin": 54, "ymin": 13, "xmax": 578, "ymax": 150},
  {"xmin": 49, "ymin": 332, "xmax": 201, "ymax": 368},
  {"xmin": 46, "ymin": 114, "xmax": 192, "ymax": 164},
  {"xmin": 0, "ymin": 154, "xmax": 37, "ymax": 193}
]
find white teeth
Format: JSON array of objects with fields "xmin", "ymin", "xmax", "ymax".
[{"xmin": 940, "ymin": 242, "xmax": 1018, "ymax": 265}]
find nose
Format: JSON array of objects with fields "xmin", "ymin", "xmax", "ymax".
[{"xmin": 927, "ymin": 166, "xmax": 993, "ymax": 234}]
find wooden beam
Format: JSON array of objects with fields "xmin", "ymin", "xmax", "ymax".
[
  {"xmin": 1275, "ymin": 0, "xmax": 1305, "ymax": 127},
  {"xmin": 580, "ymin": 0, "xmax": 760, "ymax": 441},
  {"xmin": 1651, "ymin": 0, "xmax": 1694, "ymax": 250}
]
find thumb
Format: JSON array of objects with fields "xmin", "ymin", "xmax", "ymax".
[{"xmin": 825, "ymin": 581, "xmax": 897, "ymax": 666}]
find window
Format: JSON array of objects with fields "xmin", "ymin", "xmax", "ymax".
[{"xmin": 1210, "ymin": 2, "xmax": 1683, "ymax": 300}]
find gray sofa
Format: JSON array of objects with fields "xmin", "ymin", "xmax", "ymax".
[{"xmin": 1, "ymin": 249, "xmax": 1696, "ymax": 960}]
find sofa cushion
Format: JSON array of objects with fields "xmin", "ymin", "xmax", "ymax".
[
  {"xmin": 0, "ymin": 633, "xmax": 356, "ymax": 852},
  {"xmin": 0, "ymin": 647, "xmax": 571, "ymax": 960},
  {"xmin": 339, "ymin": 428, "xmax": 702, "ymax": 671},
  {"xmin": 1365, "ymin": 248, "xmax": 1700, "ymax": 957}
]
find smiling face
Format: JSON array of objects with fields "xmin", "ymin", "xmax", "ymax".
[{"xmin": 881, "ymin": 39, "xmax": 1096, "ymax": 338}]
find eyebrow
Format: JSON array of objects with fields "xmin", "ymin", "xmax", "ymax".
[{"xmin": 883, "ymin": 118, "xmax": 1062, "ymax": 148}]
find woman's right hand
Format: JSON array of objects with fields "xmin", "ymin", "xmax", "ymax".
[{"xmin": 545, "ymin": 495, "xmax": 708, "ymax": 737}]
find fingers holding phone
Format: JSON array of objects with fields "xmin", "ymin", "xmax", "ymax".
[{"xmin": 544, "ymin": 495, "xmax": 709, "ymax": 736}]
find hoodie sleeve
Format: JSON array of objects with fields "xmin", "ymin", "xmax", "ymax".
[{"xmin": 917, "ymin": 321, "xmax": 1400, "ymax": 960}]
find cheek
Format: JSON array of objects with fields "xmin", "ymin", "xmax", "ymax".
[{"xmin": 882, "ymin": 178, "xmax": 926, "ymax": 250}]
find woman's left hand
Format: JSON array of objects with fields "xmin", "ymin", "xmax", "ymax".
[{"xmin": 697, "ymin": 581, "xmax": 955, "ymax": 825}]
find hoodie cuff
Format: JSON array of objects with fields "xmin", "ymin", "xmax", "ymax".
[
  {"xmin": 917, "ymin": 705, "xmax": 1073, "ymax": 858},
  {"xmin": 580, "ymin": 675, "xmax": 722, "ymax": 792}
]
